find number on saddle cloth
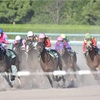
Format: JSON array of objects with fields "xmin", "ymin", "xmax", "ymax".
[{"xmin": 6, "ymin": 49, "xmax": 16, "ymax": 59}]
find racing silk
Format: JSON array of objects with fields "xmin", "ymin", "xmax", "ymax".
[
  {"xmin": 0, "ymin": 33, "xmax": 9, "ymax": 49},
  {"xmin": 55, "ymin": 41, "xmax": 71, "ymax": 51},
  {"xmin": 13, "ymin": 38, "xmax": 24, "ymax": 46},
  {"xmin": 0, "ymin": 33, "xmax": 9, "ymax": 44},
  {"xmin": 55, "ymin": 42, "xmax": 64, "ymax": 51},
  {"xmin": 63, "ymin": 40, "xmax": 71, "ymax": 50},
  {"xmin": 44, "ymin": 37, "xmax": 51, "ymax": 47},
  {"xmin": 82, "ymin": 37, "xmax": 97, "ymax": 53},
  {"xmin": 34, "ymin": 35, "xmax": 38, "ymax": 41}
]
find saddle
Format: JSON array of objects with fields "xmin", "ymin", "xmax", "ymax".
[
  {"xmin": 48, "ymin": 49, "xmax": 59, "ymax": 59},
  {"xmin": 94, "ymin": 47, "xmax": 100, "ymax": 55}
]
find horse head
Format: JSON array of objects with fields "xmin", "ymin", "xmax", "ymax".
[
  {"xmin": 86, "ymin": 41, "xmax": 96, "ymax": 61},
  {"xmin": 36, "ymin": 42, "xmax": 45, "ymax": 54},
  {"xmin": 25, "ymin": 40, "xmax": 35, "ymax": 53},
  {"xmin": 56, "ymin": 42, "xmax": 65, "ymax": 57},
  {"xmin": 86, "ymin": 41, "xmax": 93, "ymax": 51},
  {"xmin": 13, "ymin": 43, "xmax": 21, "ymax": 53}
]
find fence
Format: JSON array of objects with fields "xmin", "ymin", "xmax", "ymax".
[{"xmin": 6, "ymin": 32, "xmax": 100, "ymax": 46}]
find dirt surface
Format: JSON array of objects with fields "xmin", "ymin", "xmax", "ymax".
[
  {"xmin": 0, "ymin": 86, "xmax": 100, "ymax": 100},
  {"xmin": 0, "ymin": 45, "xmax": 100, "ymax": 100}
]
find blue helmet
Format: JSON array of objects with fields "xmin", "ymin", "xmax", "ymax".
[{"xmin": 0, "ymin": 29, "xmax": 3, "ymax": 34}]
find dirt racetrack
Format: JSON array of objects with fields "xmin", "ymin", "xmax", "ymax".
[
  {"xmin": 0, "ymin": 86, "xmax": 100, "ymax": 100},
  {"xmin": 0, "ymin": 45, "xmax": 100, "ymax": 100}
]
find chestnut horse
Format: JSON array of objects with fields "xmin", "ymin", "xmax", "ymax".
[
  {"xmin": 84, "ymin": 41, "xmax": 100, "ymax": 80},
  {"xmin": 36, "ymin": 42, "xmax": 62, "ymax": 87}
]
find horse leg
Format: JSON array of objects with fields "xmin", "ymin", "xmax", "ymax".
[
  {"xmin": 10, "ymin": 57, "xmax": 18, "ymax": 81},
  {"xmin": 2, "ymin": 72, "xmax": 13, "ymax": 87},
  {"xmin": 71, "ymin": 64, "xmax": 77, "ymax": 81},
  {"xmin": 91, "ymin": 68, "xmax": 100, "ymax": 80},
  {"xmin": 46, "ymin": 75, "xmax": 53, "ymax": 87}
]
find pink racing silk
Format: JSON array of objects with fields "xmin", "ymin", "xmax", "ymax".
[{"xmin": 0, "ymin": 33, "xmax": 9, "ymax": 44}]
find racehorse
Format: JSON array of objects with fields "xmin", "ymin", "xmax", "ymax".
[
  {"xmin": 56, "ymin": 43, "xmax": 79, "ymax": 87},
  {"xmin": 25, "ymin": 40, "xmax": 39, "ymax": 71},
  {"xmin": 84, "ymin": 41, "xmax": 100, "ymax": 80},
  {"xmin": 0, "ymin": 45, "xmax": 19, "ymax": 87},
  {"xmin": 36, "ymin": 42, "xmax": 63, "ymax": 87},
  {"xmin": 12, "ymin": 43, "xmax": 27, "ymax": 71}
]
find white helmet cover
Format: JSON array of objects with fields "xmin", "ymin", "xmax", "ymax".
[
  {"xmin": 15, "ymin": 35, "xmax": 21, "ymax": 40},
  {"xmin": 27, "ymin": 31, "xmax": 33, "ymax": 37}
]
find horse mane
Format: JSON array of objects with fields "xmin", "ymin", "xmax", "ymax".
[{"xmin": 37, "ymin": 42, "xmax": 51, "ymax": 63}]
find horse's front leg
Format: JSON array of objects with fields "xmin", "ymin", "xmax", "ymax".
[{"xmin": 46, "ymin": 75, "xmax": 53, "ymax": 87}]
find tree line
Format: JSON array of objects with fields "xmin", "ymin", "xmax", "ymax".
[{"xmin": 0, "ymin": 0, "xmax": 99, "ymax": 25}]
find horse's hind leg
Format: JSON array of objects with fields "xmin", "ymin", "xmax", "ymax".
[{"xmin": 91, "ymin": 68, "xmax": 100, "ymax": 80}]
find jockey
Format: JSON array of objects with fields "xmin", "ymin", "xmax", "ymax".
[
  {"xmin": 12, "ymin": 35, "xmax": 25, "ymax": 50},
  {"xmin": 0, "ymin": 28, "xmax": 9, "ymax": 54},
  {"xmin": 55, "ymin": 36, "xmax": 75, "ymax": 60},
  {"xmin": 82, "ymin": 33, "xmax": 98, "ymax": 54},
  {"xmin": 13, "ymin": 35, "xmax": 23, "ymax": 46},
  {"xmin": 25, "ymin": 31, "xmax": 38, "ymax": 42},
  {"xmin": 55, "ymin": 36, "xmax": 71, "ymax": 51},
  {"xmin": 0, "ymin": 28, "xmax": 17, "ymax": 80},
  {"xmin": 61, "ymin": 34, "xmax": 70, "ymax": 42},
  {"xmin": 38, "ymin": 33, "xmax": 59, "ymax": 58},
  {"xmin": 38, "ymin": 33, "xmax": 51, "ymax": 51},
  {"xmin": 24, "ymin": 31, "xmax": 38, "ymax": 48},
  {"xmin": 61, "ymin": 34, "xmax": 75, "ymax": 56}
]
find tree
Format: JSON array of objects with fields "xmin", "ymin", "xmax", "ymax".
[
  {"xmin": 0, "ymin": 0, "xmax": 33, "ymax": 24},
  {"xmin": 46, "ymin": 0, "xmax": 66, "ymax": 24},
  {"xmin": 82, "ymin": 0, "xmax": 100, "ymax": 25}
]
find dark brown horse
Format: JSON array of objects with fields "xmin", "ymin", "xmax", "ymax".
[
  {"xmin": 0, "ymin": 45, "xmax": 19, "ymax": 87},
  {"xmin": 58, "ymin": 47, "xmax": 78, "ymax": 71},
  {"xmin": 12, "ymin": 43, "xmax": 27, "ymax": 71},
  {"xmin": 36, "ymin": 42, "xmax": 62, "ymax": 87},
  {"xmin": 85, "ymin": 41, "xmax": 100, "ymax": 80},
  {"xmin": 25, "ymin": 40, "xmax": 39, "ymax": 71},
  {"xmin": 56, "ymin": 43, "xmax": 79, "ymax": 87}
]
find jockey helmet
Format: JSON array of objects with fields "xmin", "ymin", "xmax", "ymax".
[
  {"xmin": 39, "ymin": 34, "xmax": 46, "ymax": 38},
  {"xmin": 0, "ymin": 28, "xmax": 3, "ymax": 34},
  {"xmin": 15, "ymin": 35, "xmax": 21, "ymax": 40},
  {"xmin": 57, "ymin": 36, "xmax": 63, "ymax": 41},
  {"xmin": 85, "ymin": 33, "xmax": 92, "ymax": 39},
  {"xmin": 61, "ymin": 34, "xmax": 66, "ymax": 38},
  {"xmin": 27, "ymin": 31, "xmax": 33, "ymax": 37}
]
